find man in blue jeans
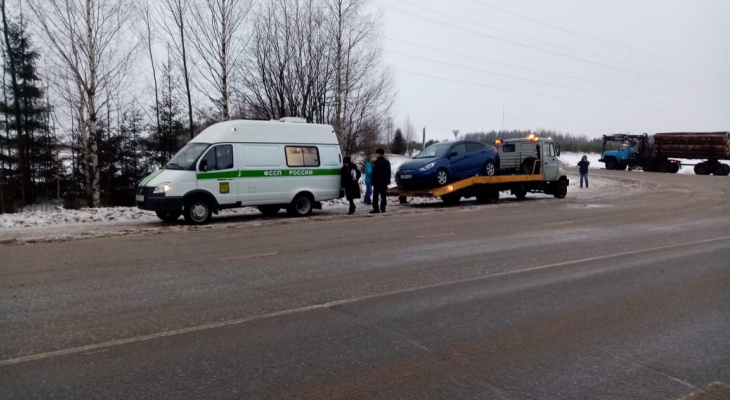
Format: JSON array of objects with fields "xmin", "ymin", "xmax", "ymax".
[
  {"xmin": 578, "ymin": 155, "xmax": 590, "ymax": 188},
  {"xmin": 363, "ymin": 159, "xmax": 373, "ymax": 205}
]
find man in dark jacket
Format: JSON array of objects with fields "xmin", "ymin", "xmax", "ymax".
[
  {"xmin": 370, "ymin": 148, "xmax": 391, "ymax": 213},
  {"xmin": 341, "ymin": 157, "xmax": 361, "ymax": 215},
  {"xmin": 578, "ymin": 155, "xmax": 590, "ymax": 188}
]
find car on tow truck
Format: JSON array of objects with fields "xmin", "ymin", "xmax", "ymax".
[{"xmin": 395, "ymin": 140, "xmax": 500, "ymax": 187}]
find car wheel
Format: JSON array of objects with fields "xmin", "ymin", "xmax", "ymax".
[
  {"xmin": 287, "ymin": 193, "xmax": 313, "ymax": 217},
  {"xmin": 184, "ymin": 198, "xmax": 212, "ymax": 225},
  {"xmin": 257, "ymin": 205, "xmax": 281, "ymax": 217},
  {"xmin": 156, "ymin": 211, "xmax": 181, "ymax": 223},
  {"xmin": 483, "ymin": 161, "xmax": 496, "ymax": 176},
  {"xmin": 436, "ymin": 169, "xmax": 449, "ymax": 186}
]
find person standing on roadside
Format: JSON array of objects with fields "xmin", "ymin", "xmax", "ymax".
[
  {"xmin": 363, "ymin": 159, "xmax": 373, "ymax": 205},
  {"xmin": 370, "ymin": 148, "xmax": 391, "ymax": 214},
  {"xmin": 341, "ymin": 157, "xmax": 361, "ymax": 215},
  {"xmin": 578, "ymin": 155, "xmax": 590, "ymax": 188}
]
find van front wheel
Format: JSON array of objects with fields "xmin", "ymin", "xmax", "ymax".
[
  {"xmin": 287, "ymin": 193, "xmax": 313, "ymax": 217},
  {"xmin": 184, "ymin": 199, "xmax": 212, "ymax": 224}
]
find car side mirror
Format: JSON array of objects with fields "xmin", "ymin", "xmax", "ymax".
[
  {"xmin": 448, "ymin": 152, "xmax": 458, "ymax": 158},
  {"xmin": 556, "ymin": 146, "xmax": 561, "ymax": 157},
  {"xmin": 199, "ymin": 159, "xmax": 208, "ymax": 172}
]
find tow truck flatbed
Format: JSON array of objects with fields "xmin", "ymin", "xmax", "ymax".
[{"xmin": 388, "ymin": 173, "xmax": 547, "ymax": 198}]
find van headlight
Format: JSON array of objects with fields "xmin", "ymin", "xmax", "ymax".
[
  {"xmin": 153, "ymin": 182, "xmax": 171, "ymax": 194},
  {"xmin": 420, "ymin": 162, "xmax": 436, "ymax": 171}
]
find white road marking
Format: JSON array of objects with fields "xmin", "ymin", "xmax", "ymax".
[
  {"xmin": 219, "ymin": 252, "xmax": 278, "ymax": 261},
  {"xmin": 414, "ymin": 232, "xmax": 455, "ymax": 238},
  {"xmin": 1, "ymin": 235, "xmax": 728, "ymax": 367}
]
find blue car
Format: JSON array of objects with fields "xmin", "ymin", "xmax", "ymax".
[{"xmin": 395, "ymin": 140, "xmax": 500, "ymax": 187}]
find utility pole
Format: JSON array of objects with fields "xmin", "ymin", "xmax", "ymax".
[{"xmin": 422, "ymin": 127, "xmax": 426, "ymax": 150}]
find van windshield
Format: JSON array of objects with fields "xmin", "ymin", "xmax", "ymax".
[
  {"xmin": 414, "ymin": 143, "xmax": 451, "ymax": 159},
  {"xmin": 165, "ymin": 143, "xmax": 210, "ymax": 170}
]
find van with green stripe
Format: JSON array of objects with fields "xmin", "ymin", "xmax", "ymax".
[{"xmin": 136, "ymin": 118, "xmax": 343, "ymax": 224}]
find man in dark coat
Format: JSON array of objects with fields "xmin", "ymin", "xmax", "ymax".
[
  {"xmin": 370, "ymin": 148, "xmax": 391, "ymax": 213},
  {"xmin": 578, "ymin": 155, "xmax": 590, "ymax": 188},
  {"xmin": 341, "ymin": 157, "xmax": 361, "ymax": 215}
]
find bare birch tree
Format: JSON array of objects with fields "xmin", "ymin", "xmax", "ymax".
[
  {"xmin": 188, "ymin": 0, "xmax": 251, "ymax": 121},
  {"xmin": 29, "ymin": 0, "xmax": 138, "ymax": 207},
  {"xmin": 142, "ymin": 0, "xmax": 160, "ymax": 134},
  {"xmin": 403, "ymin": 115, "xmax": 415, "ymax": 154},
  {"xmin": 159, "ymin": 0, "xmax": 194, "ymax": 139}
]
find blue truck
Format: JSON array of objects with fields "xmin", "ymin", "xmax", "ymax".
[{"xmin": 599, "ymin": 132, "xmax": 730, "ymax": 176}]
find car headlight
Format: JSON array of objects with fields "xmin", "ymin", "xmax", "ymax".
[
  {"xmin": 153, "ymin": 182, "xmax": 171, "ymax": 194},
  {"xmin": 420, "ymin": 162, "xmax": 436, "ymax": 171}
]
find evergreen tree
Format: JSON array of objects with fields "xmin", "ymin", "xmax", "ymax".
[
  {"xmin": 0, "ymin": 17, "xmax": 58, "ymax": 209},
  {"xmin": 391, "ymin": 128, "xmax": 405, "ymax": 155}
]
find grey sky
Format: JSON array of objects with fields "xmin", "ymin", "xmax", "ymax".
[{"xmin": 374, "ymin": 0, "xmax": 729, "ymax": 141}]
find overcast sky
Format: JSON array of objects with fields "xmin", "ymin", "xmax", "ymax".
[{"xmin": 373, "ymin": 0, "xmax": 729, "ymax": 141}]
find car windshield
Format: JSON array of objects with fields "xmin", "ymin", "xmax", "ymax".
[
  {"xmin": 165, "ymin": 143, "xmax": 210, "ymax": 170},
  {"xmin": 414, "ymin": 143, "xmax": 452, "ymax": 159}
]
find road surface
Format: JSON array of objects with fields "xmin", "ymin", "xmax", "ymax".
[{"xmin": 1, "ymin": 170, "xmax": 729, "ymax": 400}]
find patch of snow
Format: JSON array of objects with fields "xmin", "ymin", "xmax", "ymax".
[{"xmin": 559, "ymin": 152, "xmax": 602, "ymax": 169}]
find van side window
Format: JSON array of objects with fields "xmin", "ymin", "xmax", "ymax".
[
  {"xmin": 201, "ymin": 145, "xmax": 234, "ymax": 171},
  {"xmin": 216, "ymin": 145, "xmax": 234, "ymax": 169},
  {"xmin": 502, "ymin": 144, "xmax": 515, "ymax": 152},
  {"xmin": 286, "ymin": 146, "xmax": 320, "ymax": 167}
]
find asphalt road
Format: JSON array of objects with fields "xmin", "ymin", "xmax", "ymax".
[{"xmin": 1, "ymin": 170, "xmax": 729, "ymax": 400}]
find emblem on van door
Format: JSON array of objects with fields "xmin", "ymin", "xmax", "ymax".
[
  {"xmin": 263, "ymin": 170, "xmax": 283, "ymax": 176},
  {"xmin": 219, "ymin": 182, "xmax": 230, "ymax": 194}
]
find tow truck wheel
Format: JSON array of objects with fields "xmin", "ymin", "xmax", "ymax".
[
  {"xmin": 483, "ymin": 162, "xmax": 496, "ymax": 176},
  {"xmin": 156, "ymin": 211, "xmax": 181, "ymax": 223},
  {"xmin": 553, "ymin": 182, "xmax": 568, "ymax": 199},
  {"xmin": 512, "ymin": 187, "xmax": 527, "ymax": 199},
  {"xmin": 436, "ymin": 169, "xmax": 449, "ymax": 186}
]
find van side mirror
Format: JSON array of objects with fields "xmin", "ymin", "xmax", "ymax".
[{"xmin": 199, "ymin": 159, "xmax": 208, "ymax": 172}]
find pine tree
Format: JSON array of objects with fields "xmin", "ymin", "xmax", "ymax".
[
  {"xmin": 0, "ymin": 16, "xmax": 57, "ymax": 209},
  {"xmin": 391, "ymin": 128, "xmax": 405, "ymax": 155}
]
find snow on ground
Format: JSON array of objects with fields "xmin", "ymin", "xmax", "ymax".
[{"xmin": 559, "ymin": 151, "xmax": 724, "ymax": 175}]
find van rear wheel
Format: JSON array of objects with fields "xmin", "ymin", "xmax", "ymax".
[
  {"xmin": 287, "ymin": 193, "xmax": 313, "ymax": 217},
  {"xmin": 553, "ymin": 182, "xmax": 568, "ymax": 199}
]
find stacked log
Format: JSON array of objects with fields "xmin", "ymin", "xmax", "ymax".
[{"xmin": 654, "ymin": 132, "xmax": 730, "ymax": 160}]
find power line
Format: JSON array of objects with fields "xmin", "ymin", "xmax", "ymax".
[
  {"xmin": 467, "ymin": 0, "xmax": 705, "ymax": 69},
  {"xmin": 394, "ymin": 68, "xmax": 716, "ymax": 113},
  {"xmin": 384, "ymin": 36, "xmax": 716, "ymax": 102},
  {"xmin": 374, "ymin": 1, "xmax": 728, "ymax": 90},
  {"xmin": 387, "ymin": 50, "xmax": 721, "ymax": 111}
]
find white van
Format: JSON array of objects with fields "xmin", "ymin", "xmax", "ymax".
[{"xmin": 136, "ymin": 118, "xmax": 343, "ymax": 224}]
